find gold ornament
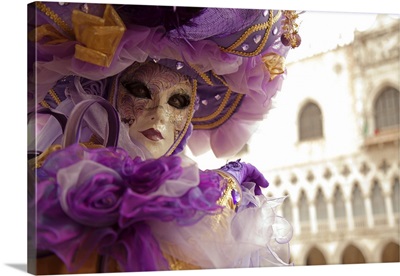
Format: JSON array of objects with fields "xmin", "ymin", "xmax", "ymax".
[
  {"xmin": 262, "ymin": 52, "xmax": 286, "ymax": 80},
  {"xmin": 72, "ymin": 4, "xmax": 126, "ymax": 67}
]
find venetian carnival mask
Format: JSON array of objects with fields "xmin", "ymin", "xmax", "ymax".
[{"xmin": 116, "ymin": 62, "xmax": 193, "ymax": 158}]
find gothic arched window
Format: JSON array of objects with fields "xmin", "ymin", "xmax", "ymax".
[
  {"xmin": 316, "ymin": 188, "xmax": 328, "ymax": 221},
  {"xmin": 299, "ymin": 101, "xmax": 324, "ymax": 141},
  {"xmin": 374, "ymin": 87, "xmax": 400, "ymax": 131},
  {"xmin": 392, "ymin": 177, "xmax": 399, "ymax": 213},
  {"xmin": 299, "ymin": 190, "xmax": 309, "ymax": 222},
  {"xmin": 352, "ymin": 184, "xmax": 365, "ymax": 218},
  {"xmin": 371, "ymin": 180, "xmax": 386, "ymax": 215},
  {"xmin": 334, "ymin": 186, "xmax": 346, "ymax": 219}
]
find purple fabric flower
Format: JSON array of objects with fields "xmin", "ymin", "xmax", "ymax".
[
  {"xmin": 58, "ymin": 160, "xmax": 126, "ymax": 227},
  {"xmin": 33, "ymin": 143, "xmax": 223, "ymax": 272},
  {"xmin": 119, "ymin": 169, "xmax": 222, "ymax": 228},
  {"xmin": 101, "ymin": 222, "xmax": 169, "ymax": 272},
  {"xmin": 84, "ymin": 146, "xmax": 134, "ymax": 173},
  {"xmin": 38, "ymin": 144, "xmax": 85, "ymax": 178},
  {"xmin": 80, "ymin": 78, "xmax": 108, "ymax": 97},
  {"xmin": 126, "ymin": 155, "xmax": 183, "ymax": 194},
  {"xmin": 34, "ymin": 180, "xmax": 82, "ymax": 247},
  {"xmin": 33, "ymin": 179, "xmax": 118, "ymax": 272}
]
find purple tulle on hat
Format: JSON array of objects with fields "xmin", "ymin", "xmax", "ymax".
[{"xmin": 29, "ymin": 3, "xmax": 293, "ymax": 158}]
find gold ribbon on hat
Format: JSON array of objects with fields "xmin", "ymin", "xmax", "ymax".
[
  {"xmin": 72, "ymin": 4, "xmax": 126, "ymax": 67},
  {"xmin": 30, "ymin": 3, "xmax": 126, "ymax": 67}
]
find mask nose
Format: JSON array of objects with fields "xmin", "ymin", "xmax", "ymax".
[{"xmin": 148, "ymin": 105, "xmax": 169, "ymax": 124}]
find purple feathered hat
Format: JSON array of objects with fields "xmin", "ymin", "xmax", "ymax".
[{"xmin": 28, "ymin": 2, "xmax": 301, "ymax": 158}]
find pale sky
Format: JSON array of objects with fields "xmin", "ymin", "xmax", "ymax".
[{"xmin": 286, "ymin": 10, "xmax": 379, "ymax": 63}]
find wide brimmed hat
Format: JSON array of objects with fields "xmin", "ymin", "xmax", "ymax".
[{"xmin": 28, "ymin": 2, "xmax": 301, "ymax": 158}]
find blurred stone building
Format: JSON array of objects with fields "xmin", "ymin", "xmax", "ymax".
[
  {"xmin": 246, "ymin": 14, "xmax": 399, "ymax": 265},
  {"xmin": 187, "ymin": 12, "xmax": 399, "ymax": 266}
]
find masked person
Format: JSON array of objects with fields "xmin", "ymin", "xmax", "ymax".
[{"xmin": 28, "ymin": 2, "xmax": 301, "ymax": 274}]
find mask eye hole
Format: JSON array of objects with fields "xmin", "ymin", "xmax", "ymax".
[
  {"xmin": 122, "ymin": 81, "xmax": 152, "ymax": 99},
  {"xmin": 168, "ymin": 93, "xmax": 190, "ymax": 109}
]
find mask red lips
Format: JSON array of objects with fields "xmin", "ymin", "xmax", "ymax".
[{"xmin": 140, "ymin": 128, "xmax": 164, "ymax": 141}]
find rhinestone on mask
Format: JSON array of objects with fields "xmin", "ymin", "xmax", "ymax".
[
  {"xmin": 253, "ymin": 34, "xmax": 262, "ymax": 44},
  {"xmin": 272, "ymin": 26, "xmax": 279, "ymax": 35},
  {"xmin": 176, "ymin": 61, "xmax": 184, "ymax": 70},
  {"xmin": 241, "ymin": 43, "xmax": 249, "ymax": 51}
]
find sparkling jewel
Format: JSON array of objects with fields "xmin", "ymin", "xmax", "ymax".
[
  {"xmin": 280, "ymin": 33, "xmax": 301, "ymax": 48},
  {"xmin": 152, "ymin": 57, "xmax": 160, "ymax": 63},
  {"xmin": 253, "ymin": 34, "xmax": 262, "ymax": 44},
  {"xmin": 201, "ymin": 100, "xmax": 208, "ymax": 105},
  {"xmin": 215, "ymin": 94, "xmax": 221, "ymax": 100},
  {"xmin": 241, "ymin": 43, "xmax": 249, "ymax": 51},
  {"xmin": 58, "ymin": 2, "xmax": 69, "ymax": 6},
  {"xmin": 272, "ymin": 26, "xmax": 279, "ymax": 35},
  {"xmin": 263, "ymin": 10, "xmax": 268, "ymax": 17},
  {"xmin": 176, "ymin": 61, "xmax": 184, "ymax": 70},
  {"xmin": 280, "ymin": 34, "xmax": 290, "ymax": 46},
  {"xmin": 231, "ymin": 190, "xmax": 241, "ymax": 205}
]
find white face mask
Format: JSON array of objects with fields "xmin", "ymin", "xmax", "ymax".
[{"xmin": 117, "ymin": 62, "xmax": 192, "ymax": 158}]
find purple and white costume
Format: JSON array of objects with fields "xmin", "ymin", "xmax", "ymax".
[{"xmin": 28, "ymin": 2, "xmax": 300, "ymax": 273}]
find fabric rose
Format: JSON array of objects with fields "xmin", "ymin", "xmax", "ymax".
[
  {"xmin": 32, "ymin": 179, "xmax": 118, "ymax": 272},
  {"xmin": 84, "ymin": 146, "xmax": 136, "ymax": 173},
  {"xmin": 80, "ymin": 78, "xmax": 108, "ymax": 96},
  {"xmin": 119, "ymin": 169, "xmax": 222, "ymax": 228},
  {"xmin": 58, "ymin": 160, "xmax": 126, "ymax": 227},
  {"xmin": 101, "ymin": 222, "xmax": 169, "ymax": 272},
  {"xmin": 126, "ymin": 155, "xmax": 183, "ymax": 194}
]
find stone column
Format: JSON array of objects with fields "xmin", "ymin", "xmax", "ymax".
[
  {"xmin": 309, "ymin": 200, "xmax": 318, "ymax": 233},
  {"xmin": 364, "ymin": 196, "xmax": 374, "ymax": 228},
  {"xmin": 384, "ymin": 191, "xmax": 395, "ymax": 227},
  {"xmin": 345, "ymin": 199, "xmax": 354, "ymax": 231},
  {"xmin": 327, "ymin": 200, "xmax": 336, "ymax": 232}
]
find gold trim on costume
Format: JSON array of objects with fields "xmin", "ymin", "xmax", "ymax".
[
  {"xmin": 40, "ymin": 100, "xmax": 51, "ymax": 109},
  {"xmin": 209, "ymin": 170, "xmax": 242, "ymax": 232},
  {"xmin": 35, "ymin": 144, "xmax": 62, "ymax": 168},
  {"xmin": 219, "ymin": 10, "xmax": 281, "ymax": 57},
  {"xmin": 215, "ymin": 170, "xmax": 241, "ymax": 209},
  {"xmin": 28, "ymin": 24, "xmax": 69, "ymax": 44},
  {"xmin": 189, "ymin": 64, "xmax": 213, "ymax": 86},
  {"xmin": 164, "ymin": 253, "xmax": 200, "ymax": 270},
  {"xmin": 35, "ymin": 2, "xmax": 75, "ymax": 38},
  {"xmin": 211, "ymin": 71, "xmax": 228, "ymax": 86},
  {"xmin": 191, "ymin": 88, "xmax": 232, "ymax": 122},
  {"xmin": 48, "ymin": 89, "xmax": 62, "ymax": 105},
  {"xmin": 193, "ymin": 93, "xmax": 244, "ymax": 130},
  {"xmin": 262, "ymin": 52, "xmax": 286, "ymax": 80}
]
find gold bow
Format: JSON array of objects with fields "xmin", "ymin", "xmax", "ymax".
[
  {"xmin": 262, "ymin": 52, "xmax": 286, "ymax": 81},
  {"xmin": 29, "ymin": 3, "xmax": 126, "ymax": 67},
  {"xmin": 72, "ymin": 4, "xmax": 126, "ymax": 67}
]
